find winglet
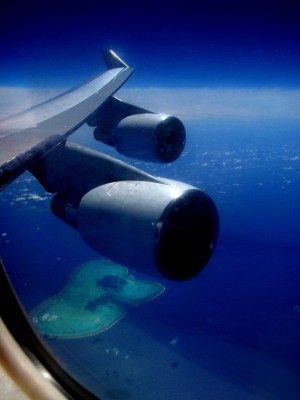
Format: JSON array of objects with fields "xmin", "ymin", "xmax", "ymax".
[{"xmin": 101, "ymin": 50, "xmax": 129, "ymax": 69}]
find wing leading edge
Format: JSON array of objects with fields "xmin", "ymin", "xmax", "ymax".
[{"xmin": 0, "ymin": 51, "xmax": 134, "ymax": 191}]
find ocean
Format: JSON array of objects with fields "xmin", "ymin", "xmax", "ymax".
[{"xmin": 1, "ymin": 117, "xmax": 300, "ymax": 399}]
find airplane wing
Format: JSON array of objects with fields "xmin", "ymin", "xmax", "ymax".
[
  {"xmin": 0, "ymin": 50, "xmax": 219, "ymax": 281},
  {"xmin": 0, "ymin": 50, "xmax": 134, "ymax": 191}
]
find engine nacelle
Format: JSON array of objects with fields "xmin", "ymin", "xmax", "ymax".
[
  {"xmin": 75, "ymin": 180, "xmax": 218, "ymax": 281},
  {"xmin": 94, "ymin": 113, "xmax": 186, "ymax": 163}
]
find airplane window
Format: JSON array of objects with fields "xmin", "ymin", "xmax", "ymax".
[{"xmin": 1, "ymin": 48, "xmax": 300, "ymax": 400}]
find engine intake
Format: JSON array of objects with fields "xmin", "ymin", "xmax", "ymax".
[{"xmin": 73, "ymin": 180, "xmax": 218, "ymax": 281}]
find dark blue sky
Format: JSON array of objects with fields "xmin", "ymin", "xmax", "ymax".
[{"xmin": 1, "ymin": 1, "xmax": 300, "ymax": 88}]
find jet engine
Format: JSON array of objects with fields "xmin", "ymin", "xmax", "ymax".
[
  {"xmin": 94, "ymin": 113, "xmax": 186, "ymax": 163},
  {"xmin": 52, "ymin": 179, "xmax": 219, "ymax": 281},
  {"xmin": 88, "ymin": 96, "xmax": 186, "ymax": 163}
]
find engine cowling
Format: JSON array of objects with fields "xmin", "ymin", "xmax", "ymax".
[
  {"xmin": 94, "ymin": 113, "xmax": 186, "ymax": 163},
  {"xmin": 76, "ymin": 180, "xmax": 219, "ymax": 281}
]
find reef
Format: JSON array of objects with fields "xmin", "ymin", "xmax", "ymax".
[{"xmin": 31, "ymin": 260, "xmax": 165, "ymax": 338}]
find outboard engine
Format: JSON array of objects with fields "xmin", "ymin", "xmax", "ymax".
[
  {"xmin": 94, "ymin": 113, "xmax": 186, "ymax": 163},
  {"xmin": 89, "ymin": 96, "xmax": 186, "ymax": 163}
]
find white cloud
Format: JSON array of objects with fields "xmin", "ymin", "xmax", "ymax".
[
  {"xmin": 27, "ymin": 193, "xmax": 48, "ymax": 201},
  {"xmin": 0, "ymin": 85, "xmax": 299, "ymax": 121},
  {"xmin": 0, "ymin": 87, "xmax": 62, "ymax": 119},
  {"xmin": 118, "ymin": 87, "xmax": 300, "ymax": 120}
]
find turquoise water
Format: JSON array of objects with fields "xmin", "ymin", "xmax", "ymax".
[{"xmin": 31, "ymin": 260, "xmax": 165, "ymax": 338}]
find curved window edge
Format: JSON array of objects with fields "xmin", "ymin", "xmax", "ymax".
[{"xmin": 0, "ymin": 259, "xmax": 99, "ymax": 400}]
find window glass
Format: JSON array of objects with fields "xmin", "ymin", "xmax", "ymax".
[{"xmin": 1, "ymin": 113, "xmax": 300, "ymax": 399}]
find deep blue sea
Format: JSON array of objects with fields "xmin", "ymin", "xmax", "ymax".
[{"xmin": 1, "ymin": 117, "xmax": 300, "ymax": 399}]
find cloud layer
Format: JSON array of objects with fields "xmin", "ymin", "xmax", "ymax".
[
  {"xmin": 118, "ymin": 87, "xmax": 300, "ymax": 120},
  {"xmin": 1, "ymin": 86, "xmax": 299, "ymax": 121},
  {"xmin": 0, "ymin": 87, "xmax": 62, "ymax": 119}
]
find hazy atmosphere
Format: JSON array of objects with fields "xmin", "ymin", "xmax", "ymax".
[{"xmin": 1, "ymin": 1, "xmax": 300, "ymax": 399}]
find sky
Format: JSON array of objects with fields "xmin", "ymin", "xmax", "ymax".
[
  {"xmin": 0, "ymin": 1, "xmax": 300, "ymax": 120},
  {"xmin": 1, "ymin": 1, "xmax": 300, "ymax": 88}
]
